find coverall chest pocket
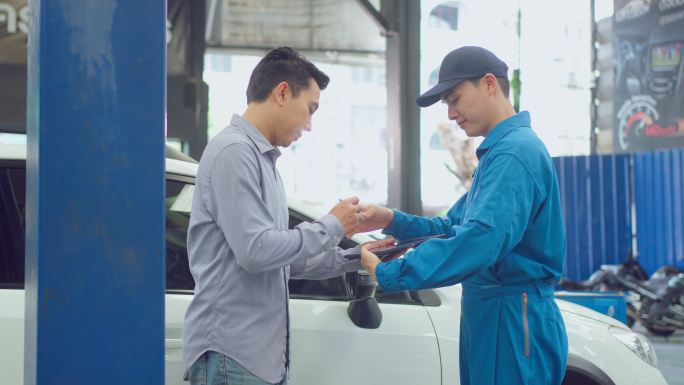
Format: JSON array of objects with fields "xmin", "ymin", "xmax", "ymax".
[
  {"xmin": 465, "ymin": 154, "xmax": 491, "ymax": 208},
  {"xmin": 466, "ymin": 167, "xmax": 482, "ymax": 209}
]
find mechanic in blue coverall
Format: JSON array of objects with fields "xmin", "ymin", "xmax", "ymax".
[{"xmin": 358, "ymin": 46, "xmax": 568, "ymax": 385}]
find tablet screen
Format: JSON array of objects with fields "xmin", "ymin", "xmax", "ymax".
[{"xmin": 345, "ymin": 234, "xmax": 448, "ymax": 261}]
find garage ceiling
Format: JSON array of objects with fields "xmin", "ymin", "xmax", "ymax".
[{"xmin": 205, "ymin": 0, "xmax": 385, "ymax": 54}]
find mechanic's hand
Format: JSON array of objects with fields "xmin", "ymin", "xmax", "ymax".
[
  {"xmin": 361, "ymin": 237, "xmax": 396, "ymax": 254},
  {"xmin": 357, "ymin": 204, "xmax": 394, "ymax": 233},
  {"xmin": 359, "ymin": 238, "xmax": 395, "ymax": 281},
  {"xmin": 329, "ymin": 196, "xmax": 362, "ymax": 237}
]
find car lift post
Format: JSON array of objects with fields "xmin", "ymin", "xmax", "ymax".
[{"xmin": 24, "ymin": 1, "xmax": 166, "ymax": 384}]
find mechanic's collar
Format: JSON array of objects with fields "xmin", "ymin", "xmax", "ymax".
[
  {"xmin": 476, "ymin": 111, "xmax": 530, "ymax": 159},
  {"xmin": 231, "ymin": 114, "xmax": 281, "ymax": 156}
]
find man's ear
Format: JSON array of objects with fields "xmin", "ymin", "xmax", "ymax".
[
  {"xmin": 482, "ymin": 73, "xmax": 498, "ymax": 96},
  {"xmin": 273, "ymin": 81, "xmax": 290, "ymax": 106}
]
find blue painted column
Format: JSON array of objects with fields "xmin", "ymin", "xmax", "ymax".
[{"xmin": 25, "ymin": 1, "xmax": 166, "ymax": 385}]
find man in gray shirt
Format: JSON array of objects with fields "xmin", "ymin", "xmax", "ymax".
[{"xmin": 182, "ymin": 47, "xmax": 388, "ymax": 385}]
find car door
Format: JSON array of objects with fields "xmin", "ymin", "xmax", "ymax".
[
  {"xmin": 0, "ymin": 162, "xmax": 195, "ymax": 385},
  {"xmin": 163, "ymin": 175, "xmax": 195, "ymax": 385},
  {"xmin": 287, "ymin": 286, "xmax": 442, "ymax": 385},
  {"xmin": 287, "ymin": 213, "xmax": 441, "ymax": 385}
]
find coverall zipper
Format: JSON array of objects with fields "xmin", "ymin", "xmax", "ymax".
[{"xmin": 522, "ymin": 292, "xmax": 529, "ymax": 358}]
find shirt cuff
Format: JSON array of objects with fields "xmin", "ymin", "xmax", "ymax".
[
  {"xmin": 340, "ymin": 245, "xmax": 363, "ymax": 270},
  {"xmin": 317, "ymin": 213, "xmax": 344, "ymax": 246},
  {"xmin": 376, "ymin": 259, "xmax": 404, "ymax": 293},
  {"xmin": 340, "ymin": 244, "xmax": 360, "ymax": 257},
  {"xmin": 382, "ymin": 209, "xmax": 408, "ymax": 237}
]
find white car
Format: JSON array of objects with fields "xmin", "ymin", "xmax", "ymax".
[{"xmin": 0, "ymin": 137, "xmax": 667, "ymax": 385}]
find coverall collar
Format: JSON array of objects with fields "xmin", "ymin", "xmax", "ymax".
[{"xmin": 476, "ymin": 111, "xmax": 531, "ymax": 159}]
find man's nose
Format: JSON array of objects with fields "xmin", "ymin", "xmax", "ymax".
[{"xmin": 448, "ymin": 106, "xmax": 459, "ymax": 121}]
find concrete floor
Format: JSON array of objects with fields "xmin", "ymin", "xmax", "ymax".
[{"xmin": 633, "ymin": 323, "xmax": 684, "ymax": 385}]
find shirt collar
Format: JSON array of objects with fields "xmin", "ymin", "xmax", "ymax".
[
  {"xmin": 231, "ymin": 114, "xmax": 281, "ymax": 157},
  {"xmin": 475, "ymin": 111, "xmax": 531, "ymax": 159}
]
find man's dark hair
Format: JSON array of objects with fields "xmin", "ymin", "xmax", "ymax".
[
  {"xmin": 467, "ymin": 76, "xmax": 510, "ymax": 98},
  {"xmin": 246, "ymin": 47, "xmax": 330, "ymax": 104}
]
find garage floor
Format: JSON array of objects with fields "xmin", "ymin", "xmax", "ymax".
[{"xmin": 633, "ymin": 323, "xmax": 684, "ymax": 385}]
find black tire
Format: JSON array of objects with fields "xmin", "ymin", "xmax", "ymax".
[{"xmin": 562, "ymin": 369, "xmax": 604, "ymax": 385}]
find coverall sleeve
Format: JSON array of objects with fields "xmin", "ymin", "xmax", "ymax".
[
  {"xmin": 376, "ymin": 154, "xmax": 539, "ymax": 292},
  {"xmin": 382, "ymin": 194, "xmax": 468, "ymax": 240},
  {"xmin": 206, "ymin": 144, "xmax": 345, "ymax": 274}
]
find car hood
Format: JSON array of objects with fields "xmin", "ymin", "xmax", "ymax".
[
  {"xmin": 555, "ymin": 299, "xmax": 629, "ymax": 329},
  {"xmin": 431, "ymin": 286, "xmax": 629, "ymax": 330}
]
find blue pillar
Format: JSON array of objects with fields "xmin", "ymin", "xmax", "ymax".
[{"xmin": 25, "ymin": 1, "xmax": 166, "ymax": 385}]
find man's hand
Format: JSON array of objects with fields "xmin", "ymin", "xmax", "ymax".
[
  {"xmin": 359, "ymin": 237, "xmax": 395, "ymax": 281},
  {"xmin": 356, "ymin": 204, "xmax": 394, "ymax": 233},
  {"xmin": 362, "ymin": 237, "xmax": 396, "ymax": 253},
  {"xmin": 329, "ymin": 196, "xmax": 362, "ymax": 237}
]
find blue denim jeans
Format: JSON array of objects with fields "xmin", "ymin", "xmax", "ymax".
[{"xmin": 188, "ymin": 351, "xmax": 287, "ymax": 385}]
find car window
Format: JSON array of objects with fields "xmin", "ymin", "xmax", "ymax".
[
  {"xmin": 0, "ymin": 165, "xmax": 440, "ymax": 305},
  {"xmin": 165, "ymin": 177, "xmax": 195, "ymax": 291},
  {"xmin": 375, "ymin": 287, "xmax": 441, "ymax": 307},
  {"xmin": 0, "ymin": 165, "xmax": 198, "ymax": 291},
  {"xmin": 287, "ymin": 210, "xmax": 353, "ymax": 300},
  {"xmin": 0, "ymin": 164, "xmax": 25, "ymax": 288}
]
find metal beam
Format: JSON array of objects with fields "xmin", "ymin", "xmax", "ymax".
[
  {"xmin": 382, "ymin": 0, "xmax": 422, "ymax": 214},
  {"xmin": 357, "ymin": 0, "xmax": 395, "ymax": 37},
  {"xmin": 205, "ymin": 44, "xmax": 385, "ymax": 57},
  {"xmin": 205, "ymin": 0, "xmax": 220, "ymax": 43},
  {"xmin": 25, "ymin": 1, "xmax": 166, "ymax": 384},
  {"xmin": 189, "ymin": 0, "xmax": 208, "ymax": 158},
  {"xmin": 589, "ymin": 0, "xmax": 599, "ymax": 154},
  {"xmin": 189, "ymin": 0, "xmax": 207, "ymax": 78}
]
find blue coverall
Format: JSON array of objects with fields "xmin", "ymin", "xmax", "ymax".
[{"xmin": 376, "ymin": 112, "xmax": 568, "ymax": 385}]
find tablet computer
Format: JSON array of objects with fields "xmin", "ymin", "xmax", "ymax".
[{"xmin": 345, "ymin": 234, "xmax": 448, "ymax": 261}]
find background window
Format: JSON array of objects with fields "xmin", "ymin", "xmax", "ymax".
[{"xmin": 204, "ymin": 51, "xmax": 389, "ymax": 210}]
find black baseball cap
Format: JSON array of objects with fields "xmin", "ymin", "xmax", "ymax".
[{"xmin": 416, "ymin": 46, "xmax": 509, "ymax": 107}]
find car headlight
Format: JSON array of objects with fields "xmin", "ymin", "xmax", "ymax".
[{"xmin": 609, "ymin": 326, "xmax": 658, "ymax": 366}]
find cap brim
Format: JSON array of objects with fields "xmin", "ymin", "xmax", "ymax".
[{"xmin": 416, "ymin": 79, "xmax": 465, "ymax": 107}]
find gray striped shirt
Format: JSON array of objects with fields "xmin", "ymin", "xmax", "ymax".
[{"xmin": 182, "ymin": 114, "xmax": 360, "ymax": 383}]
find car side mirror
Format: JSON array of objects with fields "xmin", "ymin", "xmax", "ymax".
[{"xmin": 347, "ymin": 271, "xmax": 382, "ymax": 329}]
